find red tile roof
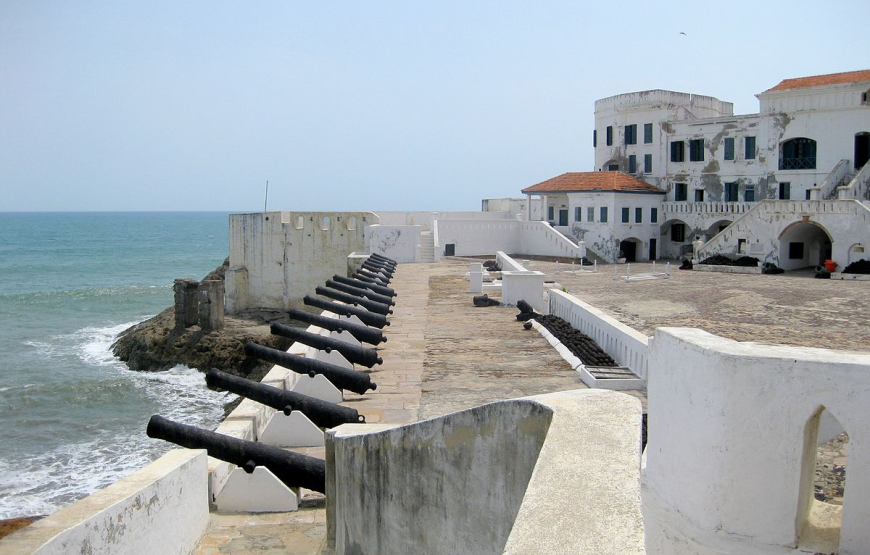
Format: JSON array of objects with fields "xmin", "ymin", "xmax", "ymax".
[
  {"xmin": 521, "ymin": 172, "xmax": 664, "ymax": 194},
  {"xmin": 764, "ymin": 69, "xmax": 870, "ymax": 92}
]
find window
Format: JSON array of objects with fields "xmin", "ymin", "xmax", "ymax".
[
  {"xmin": 644, "ymin": 123, "xmax": 653, "ymax": 144},
  {"xmin": 780, "ymin": 137, "xmax": 817, "ymax": 170},
  {"xmin": 587, "ymin": 207, "xmax": 594, "ymax": 222},
  {"xmin": 689, "ymin": 139, "xmax": 705, "ymax": 162},
  {"xmin": 621, "ymin": 207, "xmax": 630, "ymax": 222},
  {"xmin": 725, "ymin": 182, "xmax": 738, "ymax": 202},
  {"xmin": 625, "ymin": 124, "xmax": 637, "ymax": 145},
  {"xmin": 628, "ymin": 155, "xmax": 637, "ymax": 173},
  {"xmin": 635, "ymin": 207, "xmax": 642, "ymax": 223},
  {"xmin": 606, "ymin": 126, "xmax": 613, "ymax": 146},
  {"xmin": 644, "ymin": 154, "xmax": 652, "ymax": 173},
  {"xmin": 745, "ymin": 136, "xmax": 756, "ymax": 160},
  {"xmin": 694, "ymin": 189, "xmax": 704, "ymax": 202},
  {"xmin": 779, "ymin": 182, "xmax": 791, "ymax": 200},
  {"xmin": 789, "ymin": 242, "xmax": 804, "ymax": 259},
  {"xmin": 674, "ymin": 182, "xmax": 687, "ymax": 201},
  {"xmin": 671, "ymin": 141, "xmax": 685, "ymax": 162},
  {"xmin": 724, "ymin": 137, "xmax": 735, "ymax": 161},
  {"xmin": 745, "ymin": 186, "xmax": 755, "ymax": 202},
  {"xmin": 608, "ymin": 164, "xmax": 619, "ymax": 171},
  {"xmin": 651, "ymin": 208, "xmax": 658, "ymax": 223},
  {"xmin": 574, "ymin": 207, "xmax": 581, "ymax": 222},
  {"xmin": 548, "ymin": 206, "xmax": 554, "ymax": 220},
  {"xmin": 600, "ymin": 207, "xmax": 608, "ymax": 223},
  {"xmin": 593, "ymin": 130, "xmax": 597, "ymax": 147},
  {"xmin": 671, "ymin": 223, "xmax": 686, "ymax": 242}
]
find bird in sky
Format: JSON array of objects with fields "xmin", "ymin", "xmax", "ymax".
[{"xmin": 679, "ymin": 31, "xmax": 687, "ymax": 36}]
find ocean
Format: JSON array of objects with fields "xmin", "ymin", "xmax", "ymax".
[{"xmin": 0, "ymin": 212, "xmax": 236, "ymax": 519}]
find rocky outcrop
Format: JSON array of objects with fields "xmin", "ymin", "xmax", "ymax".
[{"xmin": 112, "ymin": 259, "xmax": 295, "ymax": 382}]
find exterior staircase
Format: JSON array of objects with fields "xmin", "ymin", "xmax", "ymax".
[{"xmin": 419, "ymin": 231, "xmax": 435, "ymax": 263}]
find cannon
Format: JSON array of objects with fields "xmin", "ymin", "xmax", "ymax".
[
  {"xmin": 315, "ymin": 286, "xmax": 393, "ymax": 316},
  {"xmin": 366, "ymin": 258, "xmax": 396, "ymax": 271},
  {"xmin": 332, "ymin": 274, "xmax": 396, "ymax": 298},
  {"xmin": 369, "ymin": 253, "xmax": 397, "ymax": 265},
  {"xmin": 352, "ymin": 271, "xmax": 388, "ymax": 286},
  {"xmin": 245, "ymin": 342, "xmax": 378, "ymax": 395},
  {"xmin": 357, "ymin": 268, "xmax": 391, "ymax": 284},
  {"xmin": 270, "ymin": 322, "xmax": 383, "ymax": 368},
  {"xmin": 325, "ymin": 279, "xmax": 394, "ymax": 306},
  {"xmin": 286, "ymin": 308, "xmax": 387, "ymax": 345},
  {"xmin": 303, "ymin": 295, "xmax": 390, "ymax": 329},
  {"xmin": 362, "ymin": 261, "xmax": 393, "ymax": 276},
  {"xmin": 205, "ymin": 369, "xmax": 365, "ymax": 428},
  {"xmin": 146, "ymin": 414, "xmax": 326, "ymax": 493}
]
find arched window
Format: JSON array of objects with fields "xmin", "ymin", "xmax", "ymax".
[{"xmin": 780, "ymin": 138, "xmax": 817, "ymax": 170}]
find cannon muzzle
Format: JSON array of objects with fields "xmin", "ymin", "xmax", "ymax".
[
  {"xmin": 332, "ymin": 275, "xmax": 396, "ymax": 298},
  {"xmin": 270, "ymin": 322, "xmax": 383, "ymax": 368},
  {"xmin": 244, "ymin": 342, "xmax": 377, "ymax": 395},
  {"xmin": 146, "ymin": 414, "xmax": 326, "ymax": 493}
]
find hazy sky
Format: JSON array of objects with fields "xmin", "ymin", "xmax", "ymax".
[{"xmin": 2, "ymin": 1, "xmax": 868, "ymax": 212}]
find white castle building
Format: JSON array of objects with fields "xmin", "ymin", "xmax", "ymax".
[{"xmin": 523, "ymin": 69, "xmax": 870, "ymax": 268}]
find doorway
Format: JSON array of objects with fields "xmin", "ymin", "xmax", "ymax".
[
  {"xmin": 619, "ymin": 239, "xmax": 638, "ymax": 262},
  {"xmin": 855, "ymin": 132, "xmax": 869, "ymax": 170},
  {"xmin": 649, "ymin": 238, "xmax": 657, "ymax": 260},
  {"xmin": 558, "ymin": 209, "xmax": 568, "ymax": 226}
]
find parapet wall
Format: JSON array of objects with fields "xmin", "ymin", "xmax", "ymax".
[
  {"xmin": 0, "ymin": 450, "xmax": 208, "ymax": 555},
  {"xmin": 226, "ymin": 211, "xmax": 376, "ymax": 313},
  {"xmin": 644, "ymin": 327, "xmax": 870, "ymax": 555},
  {"xmin": 326, "ymin": 390, "xmax": 644, "ymax": 555},
  {"xmin": 547, "ymin": 290, "xmax": 650, "ymax": 380}
]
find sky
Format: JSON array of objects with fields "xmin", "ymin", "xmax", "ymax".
[{"xmin": 1, "ymin": 1, "xmax": 868, "ymax": 212}]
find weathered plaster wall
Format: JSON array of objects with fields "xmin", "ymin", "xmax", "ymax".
[
  {"xmin": 435, "ymin": 219, "xmax": 583, "ymax": 258},
  {"xmin": 644, "ymin": 327, "xmax": 870, "ymax": 555},
  {"xmin": 327, "ymin": 390, "xmax": 644, "ymax": 555},
  {"xmin": 0, "ymin": 450, "xmax": 208, "ymax": 555},
  {"xmin": 225, "ymin": 211, "xmax": 376, "ymax": 313},
  {"xmin": 365, "ymin": 224, "xmax": 421, "ymax": 263}
]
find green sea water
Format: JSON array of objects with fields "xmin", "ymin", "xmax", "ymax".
[{"xmin": 0, "ymin": 212, "xmax": 235, "ymax": 519}]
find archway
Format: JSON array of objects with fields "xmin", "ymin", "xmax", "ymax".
[
  {"xmin": 619, "ymin": 238, "xmax": 643, "ymax": 262},
  {"xmin": 602, "ymin": 159, "xmax": 619, "ymax": 172},
  {"xmin": 797, "ymin": 406, "xmax": 847, "ymax": 553},
  {"xmin": 660, "ymin": 219, "xmax": 691, "ymax": 259},
  {"xmin": 778, "ymin": 221, "xmax": 833, "ymax": 271},
  {"xmin": 704, "ymin": 219, "xmax": 733, "ymax": 241}
]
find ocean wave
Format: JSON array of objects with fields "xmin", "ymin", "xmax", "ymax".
[{"xmin": 0, "ymin": 284, "xmax": 170, "ymax": 304}]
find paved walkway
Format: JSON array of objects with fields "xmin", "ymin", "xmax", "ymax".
[{"xmin": 194, "ymin": 260, "xmax": 607, "ymax": 555}]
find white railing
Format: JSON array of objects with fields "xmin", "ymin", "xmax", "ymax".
[
  {"xmin": 811, "ymin": 159, "xmax": 851, "ymax": 200},
  {"xmin": 496, "ymin": 251, "xmax": 527, "ymax": 272},
  {"xmin": 548, "ymin": 290, "xmax": 650, "ymax": 381},
  {"xmin": 838, "ymin": 160, "xmax": 870, "ymax": 201},
  {"xmin": 662, "ymin": 201, "xmax": 755, "ymax": 215},
  {"xmin": 519, "ymin": 221, "xmax": 584, "ymax": 258}
]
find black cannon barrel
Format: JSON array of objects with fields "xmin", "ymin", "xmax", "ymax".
[
  {"xmin": 245, "ymin": 342, "xmax": 377, "ymax": 395},
  {"xmin": 286, "ymin": 308, "xmax": 387, "ymax": 345},
  {"xmin": 315, "ymin": 286, "xmax": 393, "ymax": 316},
  {"xmin": 333, "ymin": 275, "xmax": 396, "ymax": 298},
  {"xmin": 303, "ymin": 295, "xmax": 389, "ymax": 329},
  {"xmin": 369, "ymin": 253, "xmax": 397, "ymax": 265},
  {"xmin": 270, "ymin": 322, "xmax": 383, "ymax": 368},
  {"xmin": 325, "ymin": 279, "xmax": 395, "ymax": 306},
  {"xmin": 146, "ymin": 415, "xmax": 326, "ymax": 493},
  {"xmin": 367, "ymin": 257, "xmax": 396, "ymax": 271},
  {"xmin": 358, "ymin": 268, "xmax": 391, "ymax": 284},
  {"xmin": 352, "ymin": 271, "xmax": 387, "ymax": 286},
  {"xmin": 205, "ymin": 369, "xmax": 365, "ymax": 428},
  {"xmin": 362, "ymin": 261, "xmax": 393, "ymax": 276}
]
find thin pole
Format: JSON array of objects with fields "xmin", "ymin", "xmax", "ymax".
[{"xmin": 264, "ymin": 180, "xmax": 269, "ymax": 212}]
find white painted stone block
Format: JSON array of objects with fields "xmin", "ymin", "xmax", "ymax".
[
  {"xmin": 215, "ymin": 467, "xmax": 298, "ymax": 513},
  {"xmin": 313, "ymin": 348, "xmax": 354, "ymax": 370},
  {"xmin": 259, "ymin": 411, "xmax": 325, "ymax": 447},
  {"xmin": 289, "ymin": 373, "xmax": 343, "ymax": 403}
]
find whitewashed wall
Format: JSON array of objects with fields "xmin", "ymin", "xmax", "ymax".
[
  {"xmin": 548, "ymin": 290, "xmax": 650, "ymax": 380},
  {"xmin": 365, "ymin": 225, "xmax": 421, "ymax": 263},
  {"xmin": 0, "ymin": 450, "xmax": 208, "ymax": 555},
  {"xmin": 644, "ymin": 327, "xmax": 870, "ymax": 555},
  {"xmin": 226, "ymin": 211, "xmax": 376, "ymax": 313}
]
